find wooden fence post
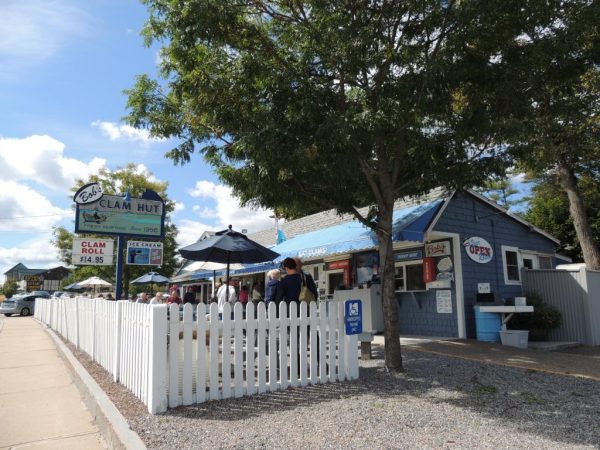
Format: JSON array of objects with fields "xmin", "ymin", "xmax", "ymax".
[{"xmin": 148, "ymin": 304, "xmax": 168, "ymax": 414}]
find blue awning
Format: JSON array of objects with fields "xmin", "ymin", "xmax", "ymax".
[
  {"xmin": 269, "ymin": 199, "xmax": 443, "ymax": 261},
  {"xmin": 181, "ymin": 199, "xmax": 444, "ymax": 279}
]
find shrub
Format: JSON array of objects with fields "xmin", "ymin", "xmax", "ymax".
[{"xmin": 508, "ymin": 292, "xmax": 562, "ymax": 340}]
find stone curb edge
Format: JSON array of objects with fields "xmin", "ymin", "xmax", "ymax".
[{"xmin": 41, "ymin": 322, "xmax": 147, "ymax": 450}]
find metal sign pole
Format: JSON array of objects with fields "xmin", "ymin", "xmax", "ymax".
[{"xmin": 115, "ymin": 235, "xmax": 125, "ymax": 300}]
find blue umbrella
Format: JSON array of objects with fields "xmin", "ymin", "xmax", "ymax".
[
  {"xmin": 178, "ymin": 225, "xmax": 279, "ymax": 286},
  {"xmin": 131, "ymin": 272, "xmax": 171, "ymax": 285}
]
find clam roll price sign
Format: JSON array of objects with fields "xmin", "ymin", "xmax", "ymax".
[
  {"xmin": 74, "ymin": 189, "xmax": 166, "ymax": 238},
  {"xmin": 72, "ymin": 238, "xmax": 114, "ymax": 265},
  {"xmin": 126, "ymin": 241, "xmax": 163, "ymax": 265}
]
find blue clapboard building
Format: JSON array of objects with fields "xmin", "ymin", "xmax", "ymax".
[{"xmin": 179, "ymin": 189, "xmax": 562, "ymax": 338}]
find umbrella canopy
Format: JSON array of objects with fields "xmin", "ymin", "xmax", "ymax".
[
  {"xmin": 178, "ymin": 225, "xmax": 280, "ymax": 286},
  {"xmin": 184, "ymin": 261, "xmax": 244, "ymax": 272},
  {"xmin": 63, "ymin": 282, "xmax": 82, "ymax": 290},
  {"xmin": 131, "ymin": 272, "xmax": 170, "ymax": 285},
  {"xmin": 77, "ymin": 276, "xmax": 112, "ymax": 287}
]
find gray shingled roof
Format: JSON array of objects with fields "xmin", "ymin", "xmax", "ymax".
[{"xmin": 248, "ymin": 188, "xmax": 450, "ymax": 247}]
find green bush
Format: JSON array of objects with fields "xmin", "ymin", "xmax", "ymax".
[{"xmin": 508, "ymin": 292, "xmax": 562, "ymax": 340}]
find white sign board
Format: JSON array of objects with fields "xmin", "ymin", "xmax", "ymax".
[
  {"xmin": 72, "ymin": 238, "xmax": 114, "ymax": 265},
  {"xmin": 463, "ymin": 236, "xmax": 493, "ymax": 264},
  {"xmin": 436, "ymin": 290, "xmax": 453, "ymax": 314},
  {"xmin": 425, "ymin": 241, "xmax": 451, "ymax": 257},
  {"xmin": 126, "ymin": 240, "xmax": 163, "ymax": 265}
]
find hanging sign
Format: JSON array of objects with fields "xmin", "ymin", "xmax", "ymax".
[
  {"xmin": 74, "ymin": 190, "xmax": 165, "ymax": 238},
  {"xmin": 72, "ymin": 238, "xmax": 114, "ymax": 265},
  {"xmin": 463, "ymin": 236, "xmax": 493, "ymax": 264},
  {"xmin": 126, "ymin": 241, "xmax": 164, "ymax": 265},
  {"xmin": 394, "ymin": 249, "xmax": 423, "ymax": 262}
]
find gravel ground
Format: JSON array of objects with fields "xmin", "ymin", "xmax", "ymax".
[{"xmin": 68, "ymin": 343, "xmax": 600, "ymax": 449}]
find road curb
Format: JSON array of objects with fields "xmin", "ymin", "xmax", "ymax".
[{"xmin": 42, "ymin": 323, "xmax": 147, "ymax": 450}]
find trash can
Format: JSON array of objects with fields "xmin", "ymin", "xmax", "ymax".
[
  {"xmin": 500, "ymin": 330, "xmax": 529, "ymax": 349},
  {"xmin": 474, "ymin": 305, "xmax": 502, "ymax": 343}
]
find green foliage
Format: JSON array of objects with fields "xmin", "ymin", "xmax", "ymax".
[
  {"xmin": 51, "ymin": 164, "xmax": 180, "ymax": 296},
  {"xmin": 1, "ymin": 279, "xmax": 18, "ymax": 298},
  {"xmin": 477, "ymin": 176, "xmax": 528, "ymax": 210},
  {"xmin": 525, "ymin": 174, "xmax": 600, "ymax": 261},
  {"xmin": 126, "ymin": 0, "xmax": 558, "ymax": 371},
  {"xmin": 508, "ymin": 292, "xmax": 562, "ymax": 337}
]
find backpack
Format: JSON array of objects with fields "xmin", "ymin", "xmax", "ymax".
[{"xmin": 298, "ymin": 272, "xmax": 316, "ymax": 303}]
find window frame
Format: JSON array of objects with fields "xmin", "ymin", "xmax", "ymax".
[
  {"xmin": 394, "ymin": 260, "xmax": 427, "ymax": 293},
  {"xmin": 502, "ymin": 245, "xmax": 522, "ymax": 285}
]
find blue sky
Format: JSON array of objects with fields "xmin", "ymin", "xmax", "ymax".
[{"xmin": 0, "ymin": 0, "xmax": 276, "ymax": 282}]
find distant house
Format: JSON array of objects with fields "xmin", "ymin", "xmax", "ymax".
[{"xmin": 4, "ymin": 263, "xmax": 71, "ymax": 292}]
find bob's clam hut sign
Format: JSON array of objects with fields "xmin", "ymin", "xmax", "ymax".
[
  {"xmin": 74, "ymin": 183, "xmax": 165, "ymax": 238},
  {"xmin": 73, "ymin": 183, "xmax": 166, "ymax": 299}
]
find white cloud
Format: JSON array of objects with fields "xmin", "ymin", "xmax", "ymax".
[
  {"xmin": 187, "ymin": 181, "xmax": 274, "ymax": 234},
  {"xmin": 91, "ymin": 120, "xmax": 164, "ymax": 144},
  {"xmin": 0, "ymin": 181, "xmax": 71, "ymax": 232},
  {"xmin": 173, "ymin": 202, "xmax": 185, "ymax": 213},
  {"xmin": 0, "ymin": 233, "xmax": 63, "ymax": 284},
  {"xmin": 0, "ymin": 1, "xmax": 90, "ymax": 81},
  {"xmin": 510, "ymin": 172, "xmax": 527, "ymax": 184},
  {"xmin": 0, "ymin": 134, "xmax": 106, "ymax": 191},
  {"xmin": 176, "ymin": 219, "xmax": 217, "ymax": 248}
]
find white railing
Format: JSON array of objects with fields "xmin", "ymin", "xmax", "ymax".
[{"xmin": 34, "ymin": 297, "xmax": 358, "ymax": 414}]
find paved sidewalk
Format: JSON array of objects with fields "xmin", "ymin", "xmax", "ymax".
[
  {"xmin": 374, "ymin": 335, "xmax": 600, "ymax": 381},
  {"xmin": 0, "ymin": 316, "xmax": 106, "ymax": 450}
]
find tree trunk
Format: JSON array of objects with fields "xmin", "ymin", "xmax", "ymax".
[
  {"xmin": 377, "ymin": 204, "xmax": 404, "ymax": 372},
  {"xmin": 557, "ymin": 160, "xmax": 600, "ymax": 270}
]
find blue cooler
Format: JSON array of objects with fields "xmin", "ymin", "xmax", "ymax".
[{"xmin": 474, "ymin": 305, "xmax": 502, "ymax": 343}]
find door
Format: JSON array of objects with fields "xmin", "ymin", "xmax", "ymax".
[{"xmin": 327, "ymin": 271, "xmax": 345, "ymax": 298}]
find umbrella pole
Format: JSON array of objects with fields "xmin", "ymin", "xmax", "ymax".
[{"xmin": 225, "ymin": 253, "xmax": 230, "ymax": 289}]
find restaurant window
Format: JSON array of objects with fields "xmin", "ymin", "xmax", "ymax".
[
  {"xmin": 394, "ymin": 262, "xmax": 426, "ymax": 292},
  {"xmin": 538, "ymin": 256, "xmax": 553, "ymax": 269},
  {"xmin": 502, "ymin": 245, "xmax": 521, "ymax": 285}
]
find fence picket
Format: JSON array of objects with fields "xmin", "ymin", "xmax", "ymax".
[
  {"xmin": 279, "ymin": 302, "xmax": 289, "ymax": 390},
  {"xmin": 289, "ymin": 302, "xmax": 299, "ymax": 388},
  {"xmin": 183, "ymin": 303, "xmax": 194, "ymax": 405},
  {"xmin": 245, "ymin": 302, "xmax": 257, "ymax": 396},
  {"xmin": 209, "ymin": 303, "xmax": 220, "ymax": 400},
  {"xmin": 195, "ymin": 303, "xmax": 207, "ymax": 404},
  {"xmin": 168, "ymin": 303, "xmax": 180, "ymax": 408},
  {"xmin": 268, "ymin": 302, "xmax": 278, "ymax": 391},
  {"xmin": 257, "ymin": 302, "xmax": 267, "ymax": 394},
  {"xmin": 233, "ymin": 303, "xmax": 244, "ymax": 398},
  {"xmin": 299, "ymin": 302, "xmax": 309, "ymax": 387}
]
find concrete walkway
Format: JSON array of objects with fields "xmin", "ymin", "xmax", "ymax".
[
  {"xmin": 0, "ymin": 316, "xmax": 106, "ymax": 450},
  {"xmin": 373, "ymin": 335, "xmax": 600, "ymax": 381}
]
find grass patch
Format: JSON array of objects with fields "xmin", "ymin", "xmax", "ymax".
[{"xmin": 474, "ymin": 384, "xmax": 498, "ymax": 395}]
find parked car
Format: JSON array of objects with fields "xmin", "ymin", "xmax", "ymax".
[
  {"xmin": 51, "ymin": 291, "xmax": 69, "ymax": 299},
  {"xmin": 0, "ymin": 292, "xmax": 50, "ymax": 317}
]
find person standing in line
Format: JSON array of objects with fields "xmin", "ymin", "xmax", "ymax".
[
  {"xmin": 217, "ymin": 281, "xmax": 236, "ymax": 319},
  {"xmin": 239, "ymin": 285, "xmax": 249, "ymax": 307},
  {"xmin": 279, "ymin": 257, "xmax": 302, "ymax": 303},
  {"xmin": 183, "ymin": 286, "xmax": 196, "ymax": 304},
  {"xmin": 264, "ymin": 270, "xmax": 281, "ymax": 306},
  {"xmin": 293, "ymin": 257, "xmax": 318, "ymax": 301}
]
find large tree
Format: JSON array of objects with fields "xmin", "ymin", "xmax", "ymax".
[
  {"xmin": 506, "ymin": 0, "xmax": 600, "ymax": 269},
  {"xmin": 52, "ymin": 164, "xmax": 179, "ymax": 299},
  {"xmin": 526, "ymin": 173, "xmax": 600, "ymax": 262},
  {"xmin": 126, "ymin": 1, "xmax": 534, "ymax": 370}
]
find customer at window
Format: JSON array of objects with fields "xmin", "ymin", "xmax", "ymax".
[{"xmin": 280, "ymin": 257, "xmax": 302, "ymax": 303}]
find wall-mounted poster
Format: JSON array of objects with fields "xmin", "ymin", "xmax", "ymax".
[{"xmin": 436, "ymin": 290, "xmax": 453, "ymax": 314}]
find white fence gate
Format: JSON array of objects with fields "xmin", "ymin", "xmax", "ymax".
[{"xmin": 35, "ymin": 298, "xmax": 359, "ymax": 414}]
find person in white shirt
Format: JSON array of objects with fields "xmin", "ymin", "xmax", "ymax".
[
  {"xmin": 149, "ymin": 292, "xmax": 164, "ymax": 304},
  {"xmin": 217, "ymin": 281, "xmax": 237, "ymax": 318}
]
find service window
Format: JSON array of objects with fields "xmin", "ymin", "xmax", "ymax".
[{"xmin": 394, "ymin": 262, "xmax": 426, "ymax": 292}]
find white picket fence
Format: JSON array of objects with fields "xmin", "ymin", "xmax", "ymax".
[{"xmin": 35, "ymin": 297, "xmax": 358, "ymax": 414}]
